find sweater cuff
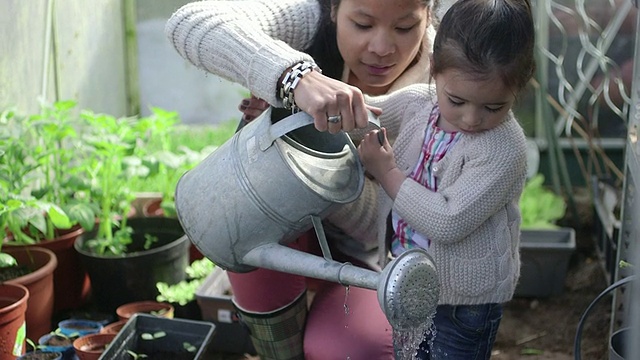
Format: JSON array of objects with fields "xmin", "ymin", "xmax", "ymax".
[{"xmin": 249, "ymin": 42, "xmax": 315, "ymax": 106}]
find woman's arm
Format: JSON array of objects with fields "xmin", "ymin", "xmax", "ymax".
[{"xmin": 165, "ymin": 0, "xmax": 321, "ymax": 105}]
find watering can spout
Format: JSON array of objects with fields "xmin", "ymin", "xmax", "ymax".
[
  {"xmin": 242, "ymin": 242, "xmax": 440, "ymax": 330},
  {"xmin": 242, "ymin": 243, "xmax": 379, "ymax": 290}
]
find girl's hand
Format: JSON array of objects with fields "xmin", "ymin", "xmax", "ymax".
[
  {"xmin": 238, "ymin": 94, "xmax": 269, "ymax": 122},
  {"xmin": 358, "ymin": 128, "xmax": 404, "ymax": 199},
  {"xmin": 292, "ymin": 71, "xmax": 380, "ymax": 134},
  {"xmin": 358, "ymin": 128, "xmax": 395, "ymax": 180}
]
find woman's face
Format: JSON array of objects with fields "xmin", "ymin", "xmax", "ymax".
[{"xmin": 333, "ymin": 0, "xmax": 430, "ymax": 95}]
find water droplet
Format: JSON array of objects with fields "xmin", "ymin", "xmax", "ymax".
[{"xmin": 343, "ymin": 285, "xmax": 350, "ymax": 315}]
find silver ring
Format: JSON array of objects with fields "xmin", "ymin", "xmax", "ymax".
[{"xmin": 327, "ymin": 114, "xmax": 342, "ymax": 123}]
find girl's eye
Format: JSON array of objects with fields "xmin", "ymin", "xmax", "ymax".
[
  {"xmin": 486, "ymin": 106, "xmax": 504, "ymax": 113},
  {"xmin": 448, "ymin": 98, "xmax": 463, "ymax": 106}
]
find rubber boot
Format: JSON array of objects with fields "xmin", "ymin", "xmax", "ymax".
[{"xmin": 235, "ymin": 290, "xmax": 307, "ymax": 360}]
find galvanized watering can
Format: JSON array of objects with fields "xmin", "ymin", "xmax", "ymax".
[{"xmin": 175, "ymin": 108, "xmax": 439, "ymax": 329}]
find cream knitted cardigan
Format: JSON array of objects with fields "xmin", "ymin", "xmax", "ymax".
[
  {"xmin": 329, "ymin": 84, "xmax": 528, "ymax": 305},
  {"xmin": 164, "ymin": 0, "xmax": 435, "ymax": 105}
]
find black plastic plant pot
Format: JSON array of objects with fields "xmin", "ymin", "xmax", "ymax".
[
  {"xmin": 100, "ymin": 313, "xmax": 216, "ymax": 360},
  {"xmin": 74, "ymin": 217, "xmax": 190, "ymax": 313}
]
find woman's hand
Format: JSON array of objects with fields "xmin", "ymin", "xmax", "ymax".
[
  {"xmin": 358, "ymin": 128, "xmax": 404, "ymax": 199},
  {"xmin": 238, "ymin": 94, "xmax": 270, "ymax": 123},
  {"xmin": 292, "ymin": 71, "xmax": 381, "ymax": 134}
]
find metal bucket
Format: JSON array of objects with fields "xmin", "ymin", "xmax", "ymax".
[{"xmin": 175, "ymin": 109, "xmax": 365, "ymax": 272}]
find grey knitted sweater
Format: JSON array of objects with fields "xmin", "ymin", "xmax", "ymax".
[
  {"xmin": 164, "ymin": 0, "xmax": 435, "ymax": 106},
  {"xmin": 329, "ymin": 84, "xmax": 528, "ymax": 305}
]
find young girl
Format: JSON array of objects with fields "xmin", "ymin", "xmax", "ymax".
[{"xmin": 350, "ymin": 0, "xmax": 536, "ymax": 358}]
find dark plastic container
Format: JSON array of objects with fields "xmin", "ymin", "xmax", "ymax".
[
  {"xmin": 99, "ymin": 313, "xmax": 215, "ymax": 360},
  {"xmin": 75, "ymin": 217, "xmax": 189, "ymax": 313},
  {"xmin": 515, "ymin": 228, "xmax": 576, "ymax": 298}
]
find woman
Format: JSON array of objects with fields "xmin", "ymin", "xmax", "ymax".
[{"xmin": 166, "ymin": 0, "xmax": 442, "ymax": 358}]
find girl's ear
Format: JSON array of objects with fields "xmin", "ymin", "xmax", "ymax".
[{"xmin": 330, "ymin": 5, "xmax": 337, "ymax": 23}]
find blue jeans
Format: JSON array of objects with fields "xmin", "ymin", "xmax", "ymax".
[{"xmin": 415, "ymin": 303, "xmax": 503, "ymax": 360}]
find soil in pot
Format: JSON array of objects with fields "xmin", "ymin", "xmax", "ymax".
[
  {"xmin": 17, "ymin": 351, "xmax": 62, "ymax": 360},
  {"xmin": 0, "ymin": 264, "xmax": 31, "ymax": 281},
  {"xmin": 38, "ymin": 333, "xmax": 76, "ymax": 360}
]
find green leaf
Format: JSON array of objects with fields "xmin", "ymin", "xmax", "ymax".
[
  {"xmin": 520, "ymin": 348, "xmax": 544, "ymax": 355},
  {"xmin": 0, "ymin": 253, "xmax": 18, "ymax": 268},
  {"xmin": 47, "ymin": 205, "xmax": 73, "ymax": 229}
]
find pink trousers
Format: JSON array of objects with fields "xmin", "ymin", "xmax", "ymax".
[{"xmin": 228, "ymin": 232, "xmax": 394, "ymax": 359}]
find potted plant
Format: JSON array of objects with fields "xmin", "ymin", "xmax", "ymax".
[
  {"xmin": 37, "ymin": 330, "xmax": 77, "ymax": 360},
  {"xmin": 3, "ymin": 247, "xmax": 57, "ymax": 342},
  {"xmin": 1, "ymin": 103, "xmax": 97, "ymax": 312},
  {"xmin": 72, "ymin": 109, "xmax": 190, "ymax": 313},
  {"xmin": 100, "ymin": 313, "xmax": 215, "ymax": 360},
  {"xmin": 516, "ymin": 174, "xmax": 576, "ymax": 298},
  {"xmin": 17, "ymin": 351, "xmax": 62, "ymax": 360},
  {"xmin": 0, "ymin": 283, "xmax": 29, "ymax": 360},
  {"xmin": 155, "ymin": 258, "xmax": 215, "ymax": 320}
]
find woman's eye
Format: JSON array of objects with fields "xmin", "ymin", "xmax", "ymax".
[
  {"xmin": 354, "ymin": 22, "xmax": 371, "ymax": 30},
  {"xmin": 486, "ymin": 106, "xmax": 504, "ymax": 113},
  {"xmin": 396, "ymin": 25, "xmax": 416, "ymax": 33}
]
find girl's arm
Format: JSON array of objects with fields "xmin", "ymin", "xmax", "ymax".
[{"xmin": 165, "ymin": 0, "xmax": 321, "ymax": 106}]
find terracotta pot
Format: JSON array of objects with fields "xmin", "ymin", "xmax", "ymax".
[
  {"xmin": 0, "ymin": 283, "xmax": 29, "ymax": 360},
  {"xmin": 99, "ymin": 319, "xmax": 127, "ymax": 335},
  {"xmin": 73, "ymin": 333, "xmax": 116, "ymax": 360},
  {"xmin": 5, "ymin": 247, "xmax": 57, "ymax": 341},
  {"xmin": 116, "ymin": 301, "xmax": 174, "ymax": 321},
  {"xmin": 4, "ymin": 225, "xmax": 91, "ymax": 312},
  {"xmin": 142, "ymin": 198, "xmax": 164, "ymax": 217}
]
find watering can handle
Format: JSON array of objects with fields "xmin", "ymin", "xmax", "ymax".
[{"xmin": 261, "ymin": 110, "xmax": 382, "ymax": 151}]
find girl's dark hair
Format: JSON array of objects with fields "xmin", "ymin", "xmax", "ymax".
[{"xmin": 431, "ymin": 0, "xmax": 536, "ymax": 92}]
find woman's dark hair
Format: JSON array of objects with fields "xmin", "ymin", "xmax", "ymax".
[
  {"xmin": 306, "ymin": 0, "xmax": 434, "ymax": 80},
  {"xmin": 431, "ymin": 0, "xmax": 536, "ymax": 92},
  {"xmin": 306, "ymin": 1, "xmax": 343, "ymax": 79}
]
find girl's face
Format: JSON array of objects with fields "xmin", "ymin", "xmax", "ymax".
[
  {"xmin": 333, "ymin": 0, "xmax": 430, "ymax": 95},
  {"xmin": 435, "ymin": 69, "xmax": 516, "ymax": 134}
]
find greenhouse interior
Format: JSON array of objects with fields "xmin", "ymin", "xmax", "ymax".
[{"xmin": 1, "ymin": 0, "xmax": 639, "ymax": 359}]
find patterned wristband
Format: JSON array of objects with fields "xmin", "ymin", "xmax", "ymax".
[{"xmin": 279, "ymin": 61, "xmax": 320, "ymax": 113}]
